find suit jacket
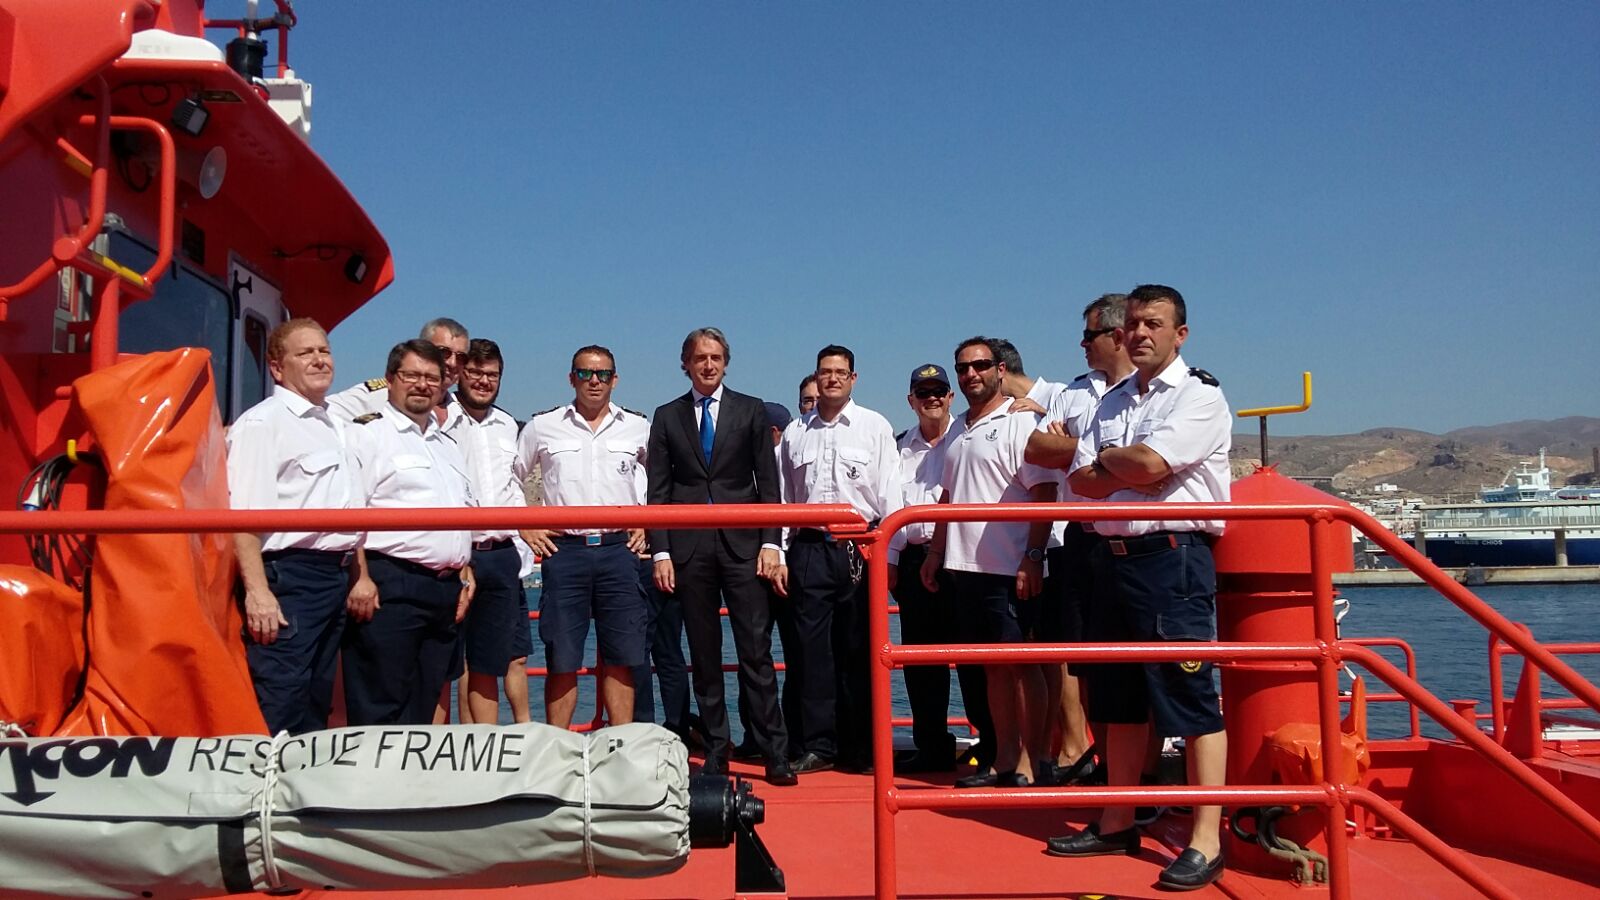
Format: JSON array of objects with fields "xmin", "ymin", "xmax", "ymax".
[{"xmin": 647, "ymin": 387, "xmax": 781, "ymax": 561}]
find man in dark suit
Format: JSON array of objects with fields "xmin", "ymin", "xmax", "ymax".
[{"xmin": 648, "ymin": 327, "xmax": 796, "ymax": 786}]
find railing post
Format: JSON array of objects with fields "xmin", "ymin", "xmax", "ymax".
[
  {"xmin": 1311, "ymin": 513, "xmax": 1353, "ymax": 900},
  {"xmin": 865, "ymin": 528, "xmax": 897, "ymax": 900}
]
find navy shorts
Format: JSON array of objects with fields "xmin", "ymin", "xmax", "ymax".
[
  {"xmin": 949, "ymin": 570, "xmax": 1036, "ymax": 644},
  {"xmin": 463, "ymin": 542, "xmax": 527, "ymax": 675},
  {"xmin": 1083, "ymin": 534, "xmax": 1224, "ymax": 738},
  {"xmin": 538, "ymin": 537, "xmax": 648, "ymax": 673},
  {"xmin": 1038, "ymin": 525, "xmax": 1095, "ymax": 644}
]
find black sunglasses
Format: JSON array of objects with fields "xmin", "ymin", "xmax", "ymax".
[
  {"xmin": 1081, "ymin": 327, "xmax": 1116, "ymax": 343},
  {"xmin": 573, "ymin": 368, "xmax": 616, "ymax": 383},
  {"xmin": 953, "ymin": 359, "xmax": 997, "ymax": 375},
  {"xmin": 912, "ymin": 386, "xmax": 949, "ymax": 400},
  {"xmin": 433, "ymin": 345, "xmax": 469, "ymax": 363}
]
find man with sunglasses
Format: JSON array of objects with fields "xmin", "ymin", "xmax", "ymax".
[
  {"xmin": 515, "ymin": 345, "xmax": 651, "ymax": 731},
  {"xmin": 342, "ymin": 340, "xmax": 477, "ymax": 725},
  {"xmin": 328, "ymin": 317, "xmax": 470, "ymax": 424},
  {"xmin": 440, "ymin": 338, "xmax": 536, "ymax": 725},
  {"xmin": 776, "ymin": 345, "xmax": 901, "ymax": 774},
  {"xmin": 887, "ymin": 364, "xmax": 996, "ymax": 774},
  {"xmin": 919, "ymin": 337, "xmax": 1057, "ymax": 789}
]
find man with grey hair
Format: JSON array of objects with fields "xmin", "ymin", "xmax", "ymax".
[
  {"xmin": 327, "ymin": 318, "xmax": 470, "ymax": 423},
  {"xmin": 647, "ymin": 326, "xmax": 795, "ymax": 785}
]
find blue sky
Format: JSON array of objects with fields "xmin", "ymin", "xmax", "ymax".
[{"xmin": 291, "ymin": 3, "xmax": 1597, "ymax": 436}]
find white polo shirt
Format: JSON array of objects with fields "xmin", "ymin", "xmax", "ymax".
[
  {"xmin": 886, "ymin": 417, "xmax": 953, "ymax": 565},
  {"xmin": 939, "ymin": 398, "xmax": 1054, "ymax": 577},
  {"xmin": 515, "ymin": 402, "xmax": 650, "ymax": 535},
  {"xmin": 1068, "ymin": 355, "xmax": 1231, "ymax": 537},
  {"xmin": 348, "ymin": 403, "xmax": 475, "ymax": 570},
  {"xmin": 779, "ymin": 399, "xmax": 902, "ymax": 527},
  {"xmin": 226, "ymin": 385, "xmax": 362, "ymax": 554}
]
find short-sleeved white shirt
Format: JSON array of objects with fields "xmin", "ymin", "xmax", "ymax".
[
  {"xmin": 441, "ymin": 402, "xmax": 537, "ymax": 578},
  {"xmin": 226, "ymin": 385, "xmax": 362, "ymax": 554},
  {"xmin": 515, "ymin": 402, "xmax": 650, "ymax": 535},
  {"xmin": 1040, "ymin": 370, "xmax": 1116, "ymax": 506},
  {"xmin": 1068, "ymin": 355, "xmax": 1232, "ymax": 537},
  {"xmin": 886, "ymin": 417, "xmax": 953, "ymax": 565},
  {"xmin": 325, "ymin": 378, "xmax": 391, "ymax": 422},
  {"xmin": 348, "ymin": 403, "xmax": 476, "ymax": 570},
  {"xmin": 939, "ymin": 398, "xmax": 1054, "ymax": 576},
  {"xmin": 779, "ymin": 399, "xmax": 902, "ymax": 527}
]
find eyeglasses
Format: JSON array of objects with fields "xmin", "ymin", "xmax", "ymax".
[
  {"xmin": 798, "ymin": 396, "xmax": 818, "ymax": 408},
  {"xmin": 953, "ymin": 358, "xmax": 997, "ymax": 375},
  {"xmin": 463, "ymin": 367, "xmax": 501, "ymax": 382},
  {"xmin": 433, "ymin": 345, "xmax": 468, "ymax": 364},
  {"xmin": 912, "ymin": 386, "xmax": 949, "ymax": 400},
  {"xmin": 1081, "ymin": 327, "xmax": 1116, "ymax": 343},
  {"xmin": 573, "ymin": 368, "xmax": 616, "ymax": 383},
  {"xmin": 393, "ymin": 369, "xmax": 442, "ymax": 386}
]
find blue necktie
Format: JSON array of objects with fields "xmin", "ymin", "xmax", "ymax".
[{"xmin": 699, "ymin": 396, "xmax": 715, "ymax": 464}]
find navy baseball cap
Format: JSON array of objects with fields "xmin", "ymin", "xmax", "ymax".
[
  {"xmin": 763, "ymin": 401, "xmax": 793, "ymax": 430},
  {"xmin": 909, "ymin": 363, "xmax": 951, "ymax": 392}
]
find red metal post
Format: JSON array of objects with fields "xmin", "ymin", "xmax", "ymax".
[
  {"xmin": 867, "ymin": 529, "xmax": 897, "ymax": 900},
  {"xmin": 1311, "ymin": 514, "xmax": 1353, "ymax": 900}
]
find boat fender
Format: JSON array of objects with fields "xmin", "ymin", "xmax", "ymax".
[{"xmin": 1188, "ymin": 367, "xmax": 1220, "ymax": 386}]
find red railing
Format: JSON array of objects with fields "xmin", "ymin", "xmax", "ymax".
[
  {"xmin": 6, "ymin": 500, "xmax": 1600, "ymax": 900},
  {"xmin": 1489, "ymin": 628, "xmax": 1600, "ymax": 756},
  {"xmin": 1344, "ymin": 637, "xmax": 1422, "ymax": 739}
]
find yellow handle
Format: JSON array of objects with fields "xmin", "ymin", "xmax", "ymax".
[{"xmin": 1236, "ymin": 371, "xmax": 1312, "ymax": 418}]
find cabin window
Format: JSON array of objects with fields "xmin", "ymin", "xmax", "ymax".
[
  {"xmin": 109, "ymin": 232, "xmax": 235, "ymax": 419},
  {"xmin": 240, "ymin": 312, "xmax": 270, "ymax": 411}
]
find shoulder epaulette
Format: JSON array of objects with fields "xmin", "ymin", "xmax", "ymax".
[
  {"xmin": 353, "ymin": 412, "xmax": 383, "ymax": 424},
  {"xmin": 622, "ymin": 407, "xmax": 647, "ymax": 418},
  {"xmin": 363, "ymin": 378, "xmax": 387, "ymax": 392},
  {"xmin": 529, "ymin": 405, "xmax": 561, "ymax": 418},
  {"xmin": 1188, "ymin": 367, "xmax": 1220, "ymax": 386}
]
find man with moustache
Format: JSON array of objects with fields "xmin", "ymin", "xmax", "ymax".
[
  {"xmin": 647, "ymin": 327, "xmax": 795, "ymax": 785},
  {"xmin": 1046, "ymin": 284, "xmax": 1231, "ymax": 891},
  {"xmin": 777, "ymin": 345, "xmax": 901, "ymax": 773},
  {"xmin": 443, "ymin": 338, "xmax": 535, "ymax": 724},
  {"xmin": 919, "ymin": 337, "xmax": 1056, "ymax": 788},
  {"xmin": 516, "ymin": 345, "xmax": 651, "ymax": 729},
  {"xmin": 887, "ymin": 364, "xmax": 997, "ymax": 774},
  {"xmin": 327, "ymin": 317, "xmax": 470, "ymax": 423},
  {"xmin": 342, "ymin": 340, "xmax": 477, "ymax": 726},
  {"xmin": 226, "ymin": 318, "xmax": 369, "ymax": 735}
]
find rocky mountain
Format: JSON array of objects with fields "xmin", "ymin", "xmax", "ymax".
[{"xmin": 1233, "ymin": 417, "xmax": 1600, "ymax": 499}]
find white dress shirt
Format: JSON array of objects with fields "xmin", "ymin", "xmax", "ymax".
[
  {"xmin": 1068, "ymin": 355, "xmax": 1232, "ymax": 537},
  {"xmin": 226, "ymin": 385, "xmax": 362, "ymax": 554},
  {"xmin": 939, "ymin": 398, "xmax": 1054, "ymax": 576},
  {"xmin": 1037, "ymin": 369, "xmax": 1117, "ymax": 541},
  {"xmin": 515, "ymin": 402, "xmax": 650, "ymax": 535},
  {"xmin": 779, "ymin": 399, "xmax": 903, "ymax": 540},
  {"xmin": 886, "ymin": 416, "xmax": 953, "ymax": 565},
  {"xmin": 348, "ymin": 403, "xmax": 475, "ymax": 570},
  {"xmin": 442, "ymin": 402, "xmax": 535, "ymax": 578},
  {"xmin": 325, "ymin": 378, "xmax": 391, "ymax": 422}
]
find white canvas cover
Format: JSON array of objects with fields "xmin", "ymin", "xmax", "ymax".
[{"xmin": 0, "ymin": 722, "xmax": 689, "ymax": 898}]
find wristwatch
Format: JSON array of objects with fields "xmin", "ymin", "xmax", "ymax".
[{"xmin": 1025, "ymin": 547, "xmax": 1046, "ymax": 563}]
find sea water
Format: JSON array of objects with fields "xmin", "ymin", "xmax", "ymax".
[{"xmin": 510, "ymin": 583, "xmax": 1600, "ymax": 742}]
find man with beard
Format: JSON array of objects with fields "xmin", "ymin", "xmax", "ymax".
[
  {"xmin": 777, "ymin": 345, "xmax": 901, "ymax": 773},
  {"xmin": 226, "ymin": 318, "xmax": 369, "ymax": 734},
  {"xmin": 647, "ymin": 327, "xmax": 795, "ymax": 786},
  {"xmin": 1046, "ymin": 284, "xmax": 1231, "ymax": 891},
  {"xmin": 343, "ymin": 340, "xmax": 477, "ymax": 725},
  {"xmin": 886, "ymin": 363, "xmax": 996, "ymax": 774},
  {"xmin": 517, "ymin": 345, "xmax": 651, "ymax": 729},
  {"xmin": 443, "ymin": 338, "xmax": 535, "ymax": 724},
  {"xmin": 328, "ymin": 318, "xmax": 469, "ymax": 424},
  {"xmin": 919, "ymin": 337, "xmax": 1056, "ymax": 788}
]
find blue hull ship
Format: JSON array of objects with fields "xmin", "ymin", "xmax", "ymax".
[{"xmin": 1420, "ymin": 450, "xmax": 1600, "ymax": 568}]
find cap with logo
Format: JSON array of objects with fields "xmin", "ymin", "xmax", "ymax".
[{"xmin": 908, "ymin": 363, "xmax": 950, "ymax": 392}]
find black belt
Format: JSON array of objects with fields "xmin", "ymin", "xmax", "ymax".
[
  {"xmin": 552, "ymin": 531, "xmax": 628, "ymax": 547},
  {"xmin": 473, "ymin": 538, "xmax": 514, "ymax": 551},
  {"xmin": 262, "ymin": 548, "xmax": 352, "ymax": 567},
  {"xmin": 1102, "ymin": 531, "xmax": 1212, "ymax": 557},
  {"xmin": 792, "ymin": 528, "xmax": 833, "ymax": 544},
  {"xmin": 367, "ymin": 551, "xmax": 462, "ymax": 580}
]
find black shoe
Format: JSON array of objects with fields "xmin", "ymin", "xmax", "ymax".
[
  {"xmin": 792, "ymin": 751, "xmax": 835, "ymax": 774},
  {"xmin": 765, "ymin": 758, "xmax": 798, "ymax": 787},
  {"xmin": 838, "ymin": 757, "xmax": 874, "ymax": 775},
  {"xmin": 995, "ymin": 770, "xmax": 1030, "ymax": 788},
  {"xmin": 731, "ymin": 740, "xmax": 763, "ymax": 761},
  {"xmin": 1045, "ymin": 824, "xmax": 1140, "ymax": 858},
  {"xmin": 954, "ymin": 767, "xmax": 997, "ymax": 788},
  {"xmin": 1157, "ymin": 848, "xmax": 1223, "ymax": 891},
  {"xmin": 698, "ymin": 756, "xmax": 727, "ymax": 777},
  {"xmin": 895, "ymin": 751, "xmax": 956, "ymax": 774},
  {"xmin": 1054, "ymin": 746, "xmax": 1099, "ymax": 785}
]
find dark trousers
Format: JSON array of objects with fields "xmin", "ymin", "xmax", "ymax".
[
  {"xmin": 786, "ymin": 537, "xmax": 871, "ymax": 761},
  {"xmin": 739, "ymin": 582, "xmax": 800, "ymax": 752},
  {"xmin": 677, "ymin": 536, "xmax": 787, "ymax": 763},
  {"xmin": 245, "ymin": 549, "xmax": 349, "ymax": 735},
  {"xmin": 896, "ymin": 543, "xmax": 994, "ymax": 762},
  {"xmin": 343, "ymin": 555, "xmax": 462, "ymax": 726},
  {"xmin": 633, "ymin": 556, "xmax": 692, "ymax": 728}
]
